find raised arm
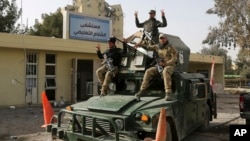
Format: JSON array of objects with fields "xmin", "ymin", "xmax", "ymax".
[
  {"xmin": 157, "ymin": 9, "xmax": 167, "ymax": 27},
  {"xmin": 96, "ymin": 44, "xmax": 104, "ymax": 59},
  {"xmin": 135, "ymin": 11, "xmax": 144, "ymax": 28}
]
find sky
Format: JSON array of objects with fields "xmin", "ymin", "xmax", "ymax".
[{"xmin": 16, "ymin": 0, "xmax": 239, "ymax": 60}]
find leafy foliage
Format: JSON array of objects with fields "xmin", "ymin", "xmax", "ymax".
[
  {"xmin": 0, "ymin": 0, "xmax": 21, "ymax": 33},
  {"xmin": 234, "ymin": 49, "xmax": 250, "ymax": 77},
  {"xmin": 200, "ymin": 45, "xmax": 234, "ymax": 74},
  {"xmin": 28, "ymin": 8, "xmax": 63, "ymax": 38},
  {"xmin": 225, "ymin": 56, "xmax": 234, "ymax": 74},
  {"xmin": 203, "ymin": 0, "xmax": 250, "ymax": 49},
  {"xmin": 200, "ymin": 45, "xmax": 227, "ymax": 56}
]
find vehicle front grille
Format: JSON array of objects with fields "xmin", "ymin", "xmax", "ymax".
[{"xmin": 85, "ymin": 116, "xmax": 111, "ymax": 132}]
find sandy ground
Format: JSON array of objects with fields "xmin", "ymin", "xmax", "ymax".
[{"xmin": 0, "ymin": 93, "xmax": 244, "ymax": 141}]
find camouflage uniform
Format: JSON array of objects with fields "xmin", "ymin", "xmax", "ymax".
[
  {"xmin": 135, "ymin": 10, "xmax": 167, "ymax": 44},
  {"xmin": 136, "ymin": 37, "xmax": 177, "ymax": 100}
]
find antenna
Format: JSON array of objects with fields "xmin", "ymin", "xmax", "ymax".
[
  {"xmin": 26, "ymin": 18, "xmax": 28, "ymax": 29},
  {"xmin": 21, "ymin": 0, "xmax": 23, "ymax": 26}
]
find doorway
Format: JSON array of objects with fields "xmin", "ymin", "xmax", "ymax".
[{"xmin": 72, "ymin": 59, "xmax": 94, "ymax": 102}]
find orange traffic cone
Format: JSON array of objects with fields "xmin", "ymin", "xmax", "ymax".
[
  {"xmin": 144, "ymin": 108, "xmax": 167, "ymax": 141},
  {"xmin": 41, "ymin": 91, "xmax": 54, "ymax": 127},
  {"xmin": 155, "ymin": 108, "xmax": 167, "ymax": 141}
]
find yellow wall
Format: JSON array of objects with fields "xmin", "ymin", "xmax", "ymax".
[
  {"xmin": 0, "ymin": 47, "xmax": 99, "ymax": 106},
  {"xmin": 189, "ymin": 53, "xmax": 224, "ymax": 84},
  {"xmin": 0, "ymin": 48, "xmax": 26, "ymax": 105}
]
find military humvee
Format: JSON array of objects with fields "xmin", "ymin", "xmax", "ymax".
[{"xmin": 46, "ymin": 31, "xmax": 217, "ymax": 141}]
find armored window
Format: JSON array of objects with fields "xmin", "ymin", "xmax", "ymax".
[
  {"xmin": 195, "ymin": 83, "xmax": 207, "ymax": 99},
  {"xmin": 121, "ymin": 57, "xmax": 128, "ymax": 66},
  {"xmin": 133, "ymin": 55, "xmax": 144, "ymax": 66}
]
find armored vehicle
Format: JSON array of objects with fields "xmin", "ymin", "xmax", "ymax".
[{"xmin": 46, "ymin": 31, "xmax": 217, "ymax": 141}]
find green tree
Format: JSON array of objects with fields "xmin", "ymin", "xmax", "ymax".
[
  {"xmin": 28, "ymin": 8, "xmax": 63, "ymax": 38},
  {"xmin": 203, "ymin": 0, "xmax": 250, "ymax": 49},
  {"xmin": 200, "ymin": 45, "xmax": 227, "ymax": 56},
  {"xmin": 234, "ymin": 49, "xmax": 250, "ymax": 77},
  {"xmin": 225, "ymin": 56, "xmax": 234, "ymax": 74},
  {"xmin": 0, "ymin": 0, "xmax": 21, "ymax": 33},
  {"xmin": 200, "ymin": 45, "xmax": 234, "ymax": 74}
]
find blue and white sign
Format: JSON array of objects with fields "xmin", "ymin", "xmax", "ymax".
[{"xmin": 69, "ymin": 13, "xmax": 111, "ymax": 42}]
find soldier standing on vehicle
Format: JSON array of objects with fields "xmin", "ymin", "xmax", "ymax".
[
  {"xmin": 96, "ymin": 37, "xmax": 124, "ymax": 96},
  {"xmin": 135, "ymin": 33, "xmax": 177, "ymax": 101},
  {"xmin": 135, "ymin": 9, "xmax": 167, "ymax": 44}
]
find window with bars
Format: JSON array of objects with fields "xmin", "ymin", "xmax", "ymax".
[
  {"xmin": 45, "ymin": 54, "xmax": 56, "ymax": 100},
  {"xmin": 26, "ymin": 52, "xmax": 38, "ymax": 88},
  {"xmin": 45, "ymin": 54, "xmax": 56, "ymax": 89}
]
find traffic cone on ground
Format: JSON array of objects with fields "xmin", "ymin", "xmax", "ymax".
[
  {"xmin": 144, "ymin": 108, "xmax": 167, "ymax": 141},
  {"xmin": 41, "ymin": 91, "xmax": 54, "ymax": 127},
  {"xmin": 155, "ymin": 108, "xmax": 167, "ymax": 141}
]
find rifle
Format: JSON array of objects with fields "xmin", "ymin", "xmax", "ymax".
[
  {"xmin": 156, "ymin": 58, "xmax": 164, "ymax": 73},
  {"xmin": 141, "ymin": 23, "xmax": 162, "ymax": 44},
  {"xmin": 157, "ymin": 65, "xmax": 163, "ymax": 73},
  {"xmin": 142, "ymin": 30, "xmax": 153, "ymax": 42},
  {"xmin": 114, "ymin": 37, "xmax": 137, "ymax": 55},
  {"xmin": 102, "ymin": 54, "xmax": 115, "ymax": 72}
]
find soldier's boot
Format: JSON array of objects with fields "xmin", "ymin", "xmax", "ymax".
[
  {"xmin": 100, "ymin": 85, "xmax": 108, "ymax": 97},
  {"xmin": 135, "ymin": 90, "xmax": 145, "ymax": 101},
  {"xmin": 165, "ymin": 89, "xmax": 173, "ymax": 101}
]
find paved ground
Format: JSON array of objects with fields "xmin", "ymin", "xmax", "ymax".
[
  {"xmin": 0, "ymin": 93, "xmax": 244, "ymax": 141},
  {"xmin": 183, "ymin": 93, "xmax": 244, "ymax": 141}
]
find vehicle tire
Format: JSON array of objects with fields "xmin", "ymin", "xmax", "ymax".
[
  {"xmin": 166, "ymin": 121, "xmax": 172, "ymax": 141},
  {"xmin": 246, "ymin": 119, "xmax": 250, "ymax": 125},
  {"xmin": 213, "ymin": 93, "xmax": 217, "ymax": 118},
  {"xmin": 199, "ymin": 105, "xmax": 210, "ymax": 132}
]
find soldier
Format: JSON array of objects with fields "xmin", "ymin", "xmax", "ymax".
[
  {"xmin": 135, "ymin": 9, "xmax": 167, "ymax": 44},
  {"xmin": 96, "ymin": 37, "xmax": 123, "ymax": 96},
  {"xmin": 135, "ymin": 33, "xmax": 177, "ymax": 101}
]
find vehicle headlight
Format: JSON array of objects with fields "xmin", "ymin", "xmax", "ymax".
[
  {"xmin": 115, "ymin": 119, "xmax": 124, "ymax": 130},
  {"xmin": 141, "ymin": 114, "xmax": 150, "ymax": 123},
  {"xmin": 66, "ymin": 106, "xmax": 73, "ymax": 111}
]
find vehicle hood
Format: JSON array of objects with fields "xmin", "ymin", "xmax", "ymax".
[{"xmin": 71, "ymin": 95, "xmax": 175, "ymax": 115}]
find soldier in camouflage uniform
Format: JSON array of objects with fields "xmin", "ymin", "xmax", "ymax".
[
  {"xmin": 135, "ymin": 9, "xmax": 167, "ymax": 44},
  {"xmin": 135, "ymin": 33, "xmax": 177, "ymax": 101},
  {"xmin": 96, "ymin": 37, "xmax": 124, "ymax": 96}
]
